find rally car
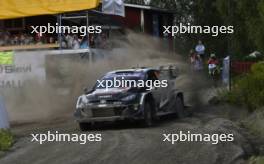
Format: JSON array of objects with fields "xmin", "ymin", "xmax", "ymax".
[{"xmin": 74, "ymin": 65, "xmax": 185, "ymax": 131}]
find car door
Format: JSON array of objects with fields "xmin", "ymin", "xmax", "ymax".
[
  {"xmin": 146, "ymin": 70, "xmax": 164, "ymax": 111},
  {"xmin": 157, "ymin": 70, "xmax": 171, "ymax": 110}
]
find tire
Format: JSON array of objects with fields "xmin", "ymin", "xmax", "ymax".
[
  {"xmin": 79, "ymin": 122, "xmax": 92, "ymax": 131},
  {"xmin": 176, "ymin": 96, "xmax": 185, "ymax": 118},
  {"xmin": 143, "ymin": 102, "xmax": 153, "ymax": 127}
]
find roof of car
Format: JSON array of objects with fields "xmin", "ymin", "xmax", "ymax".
[{"xmin": 107, "ymin": 68, "xmax": 158, "ymax": 75}]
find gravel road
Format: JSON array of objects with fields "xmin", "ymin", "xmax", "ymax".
[{"xmin": 0, "ymin": 107, "xmax": 253, "ymax": 164}]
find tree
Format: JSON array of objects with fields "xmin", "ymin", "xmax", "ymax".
[
  {"xmin": 125, "ymin": 0, "xmax": 264, "ymax": 57},
  {"xmin": 216, "ymin": 0, "xmax": 264, "ymax": 57}
]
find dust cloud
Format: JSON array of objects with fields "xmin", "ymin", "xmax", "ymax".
[{"xmin": 1, "ymin": 31, "xmax": 206, "ymax": 124}]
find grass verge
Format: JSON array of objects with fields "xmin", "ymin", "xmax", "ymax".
[{"xmin": 0, "ymin": 129, "xmax": 14, "ymax": 151}]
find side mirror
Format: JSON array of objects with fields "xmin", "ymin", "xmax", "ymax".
[
  {"xmin": 169, "ymin": 69, "xmax": 178, "ymax": 79},
  {"xmin": 84, "ymin": 88, "xmax": 89, "ymax": 94}
]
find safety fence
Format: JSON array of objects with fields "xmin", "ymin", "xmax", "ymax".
[{"xmin": 231, "ymin": 61, "xmax": 256, "ymax": 74}]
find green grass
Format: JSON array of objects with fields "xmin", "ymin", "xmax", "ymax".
[
  {"xmin": 219, "ymin": 62, "xmax": 264, "ymax": 111},
  {"xmin": 249, "ymin": 156, "xmax": 264, "ymax": 164},
  {"xmin": 241, "ymin": 108, "xmax": 264, "ymax": 137},
  {"xmin": 0, "ymin": 129, "xmax": 14, "ymax": 151}
]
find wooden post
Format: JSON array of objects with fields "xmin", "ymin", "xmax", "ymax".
[
  {"xmin": 57, "ymin": 14, "xmax": 62, "ymax": 50},
  {"xmin": 140, "ymin": 9, "xmax": 145, "ymax": 32}
]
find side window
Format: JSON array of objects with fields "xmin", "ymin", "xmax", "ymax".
[{"xmin": 147, "ymin": 70, "xmax": 159, "ymax": 81}]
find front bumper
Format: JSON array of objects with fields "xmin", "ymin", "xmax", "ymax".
[{"xmin": 74, "ymin": 103, "xmax": 143, "ymax": 123}]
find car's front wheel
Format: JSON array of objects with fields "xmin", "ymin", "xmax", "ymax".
[
  {"xmin": 143, "ymin": 102, "xmax": 153, "ymax": 127},
  {"xmin": 176, "ymin": 96, "xmax": 185, "ymax": 118}
]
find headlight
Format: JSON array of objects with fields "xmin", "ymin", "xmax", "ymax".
[
  {"xmin": 76, "ymin": 95, "xmax": 89, "ymax": 109},
  {"xmin": 121, "ymin": 94, "xmax": 137, "ymax": 102},
  {"xmin": 77, "ymin": 97, "xmax": 83, "ymax": 105}
]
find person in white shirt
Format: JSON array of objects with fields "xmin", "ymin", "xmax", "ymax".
[
  {"xmin": 65, "ymin": 34, "xmax": 74, "ymax": 49},
  {"xmin": 72, "ymin": 35, "xmax": 80, "ymax": 49},
  {"xmin": 195, "ymin": 40, "xmax": 206, "ymax": 59}
]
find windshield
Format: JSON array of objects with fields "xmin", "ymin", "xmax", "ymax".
[{"xmin": 95, "ymin": 72, "xmax": 145, "ymax": 89}]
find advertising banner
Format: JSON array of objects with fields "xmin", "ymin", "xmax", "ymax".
[
  {"xmin": 0, "ymin": 51, "xmax": 46, "ymax": 89},
  {"xmin": 102, "ymin": 0, "xmax": 125, "ymax": 17},
  {"xmin": 0, "ymin": 0, "xmax": 99, "ymax": 20},
  {"xmin": 0, "ymin": 51, "xmax": 14, "ymax": 65}
]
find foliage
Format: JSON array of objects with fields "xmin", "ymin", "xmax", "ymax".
[
  {"xmin": 0, "ymin": 129, "xmax": 13, "ymax": 151},
  {"xmin": 126, "ymin": 0, "xmax": 264, "ymax": 58},
  {"xmin": 190, "ymin": 0, "xmax": 264, "ymax": 57},
  {"xmin": 216, "ymin": 0, "xmax": 264, "ymax": 57},
  {"xmin": 249, "ymin": 156, "xmax": 264, "ymax": 164},
  {"xmin": 243, "ymin": 52, "xmax": 264, "ymax": 62},
  {"xmin": 194, "ymin": 0, "xmax": 264, "ymax": 57},
  {"xmin": 221, "ymin": 62, "xmax": 264, "ymax": 111},
  {"xmin": 242, "ymin": 109, "xmax": 264, "ymax": 138}
]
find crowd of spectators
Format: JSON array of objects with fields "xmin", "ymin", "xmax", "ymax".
[
  {"xmin": 61, "ymin": 33, "xmax": 109, "ymax": 49},
  {"xmin": 0, "ymin": 30, "xmax": 109, "ymax": 50},
  {"xmin": 0, "ymin": 31, "xmax": 56, "ymax": 46}
]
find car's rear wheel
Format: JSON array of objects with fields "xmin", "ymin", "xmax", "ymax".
[
  {"xmin": 79, "ymin": 122, "xmax": 92, "ymax": 131},
  {"xmin": 176, "ymin": 96, "xmax": 185, "ymax": 118},
  {"xmin": 143, "ymin": 102, "xmax": 153, "ymax": 127}
]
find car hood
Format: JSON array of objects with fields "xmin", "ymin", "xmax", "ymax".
[{"xmin": 87, "ymin": 88, "xmax": 131, "ymax": 101}]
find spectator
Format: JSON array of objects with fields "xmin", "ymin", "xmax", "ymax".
[
  {"xmin": 20, "ymin": 34, "xmax": 26, "ymax": 45},
  {"xmin": 80, "ymin": 35, "xmax": 89, "ymax": 49},
  {"xmin": 95, "ymin": 34, "xmax": 102, "ymax": 48},
  {"xmin": 207, "ymin": 53, "xmax": 219, "ymax": 75},
  {"xmin": 195, "ymin": 40, "xmax": 206, "ymax": 59},
  {"xmin": 12, "ymin": 35, "xmax": 20, "ymax": 45},
  {"xmin": 89, "ymin": 35, "xmax": 95, "ymax": 48},
  {"xmin": 61, "ymin": 39, "xmax": 67, "ymax": 49},
  {"xmin": 189, "ymin": 49, "xmax": 196, "ymax": 65},
  {"xmin": 0, "ymin": 34, "xmax": 4, "ymax": 46},
  {"xmin": 189, "ymin": 49, "xmax": 204, "ymax": 71},
  {"xmin": 65, "ymin": 34, "xmax": 74, "ymax": 49},
  {"xmin": 49, "ymin": 37, "xmax": 55, "ymax": 44},
  {"xmin": 24, "ymin": 34, "xmax": 34, "ymax": 45},
  {"xmin": 72, "ymin": 35, "xmax": 80, "ymax": 49},
  {"xmin": 100, "ymin": 33, "xmax": 108, "ymax": 49},
  {"xmin": 4, "ymin": 33, "xmax": 11, "ymax": 45},
  {"xmin": 194, "ymin": 55, "xmax": 203, "ymax": 71}
]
